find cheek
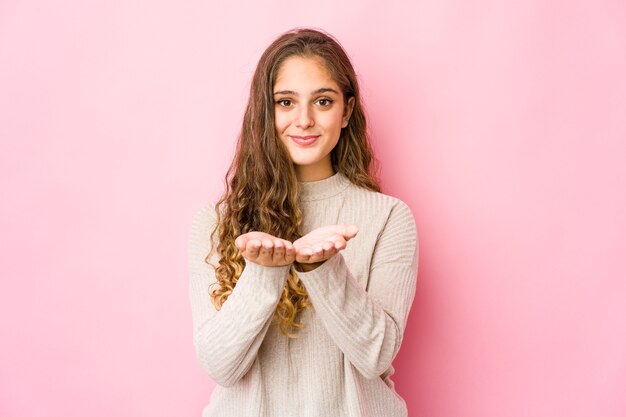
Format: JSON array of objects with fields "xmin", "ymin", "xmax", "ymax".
[
  {"xmin": 321, "ymin": 109, "xmax": 344, "ymax": 131},
  {"xmin": 274, "ymin": 111, "xmax": 290, "ymax": 133}
]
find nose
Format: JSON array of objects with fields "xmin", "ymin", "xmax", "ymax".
[{"xmin": 295, "ymin": 104, "xmax": 314, "ymax": 129}]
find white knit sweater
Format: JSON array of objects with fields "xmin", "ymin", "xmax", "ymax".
[{"xmin": 188, "ymin": 172, "xmax": 419, "ymax": 417}]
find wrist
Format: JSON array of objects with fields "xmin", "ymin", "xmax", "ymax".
[{"xmin": 295, "ymin": 261, "xmax": 324, "ymax": 272}]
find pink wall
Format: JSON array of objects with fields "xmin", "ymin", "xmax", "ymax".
[{"xmin": 1, "ymin": 1, "xmax": 625, "ymax": 416}]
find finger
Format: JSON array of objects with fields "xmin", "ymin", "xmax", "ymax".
[
  {"xmin": 333, "ymin": 238, "xmax": 347, "ymax": 250},
  {"xmin": 235, "ymin": 235, "xmax": 248, "ymax": 251},
  {"xmin": 284, "ymin": 241, "xmax": 295, "ymax": 258},
  {"xmin": 311, "ymin": 252, "xmax": 326, "ymax": 263},
  {"xmin": 312, "ymin": 244, "xmax": 324, "ymax": 256},
  {"xmin": 318, "ymin": 246, "xmax": 337, "ymax": 262},
  {"xmin": 298, "ymin": 246, "xmax": 314, "ymax": 257},
  {"xmin": 322, "ymin": 241, "xmax": 334, "ymax": 252},
  {"xmin": 308, "ymin": 245, "xmax": 325, "ymax": 262},
  {"xmin": 338, "ymin": 224, "xmax": 359, "ymax": 239},
  {"xmin": 285, "ymin": 248, "xmax": 296, "ymax": 263},
  {"xmin": 296, "ymin": 247, "xmax": 313, "ymax": 263},
  {"xmin": 323, "ymin": 235, "xmax": 347, "ymax": 251},
  {"xmin": 247, "ymin": 239, "xmax": 262, "ymax": 257},
  {"xmin": 298, "ymin": 253, "xmax": 311, "ymax": 263},
  {"xmin": 315, "ymin": 242, "xmax": 333, "ymax": 259},
  {"xmin": 259, "ymin": 238, "xmax": 274, "ymax": 259},
  {"xmin": 272, "ymin": 240, "xmax": 285, "ymax": 263}
]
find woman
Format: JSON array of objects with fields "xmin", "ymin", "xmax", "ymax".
[{"xmin": 188, "ymin": 27, "xmax": 419, "ymax": 417}]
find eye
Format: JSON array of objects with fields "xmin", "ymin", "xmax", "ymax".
[
  {"xmin": 276, "ymin": 99, "xmax": 292, "ymax": 107},
  {"xmin": 317, "ymin": 98, "xmax": 334, "ymax": 107}
]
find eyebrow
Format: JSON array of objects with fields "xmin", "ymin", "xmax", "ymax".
[{"xmin": 273, "ymin": 87, "xmax": 339, "ymax": 95}]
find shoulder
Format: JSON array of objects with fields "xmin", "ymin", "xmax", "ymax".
[
  {"xmin": 343, "ymin": 183, "xmax": 418, "ymax": 243},
  {"xmin": 350, "ymin": 187, "xmax": 418, "ymax": 269},
  {"xmin": 188, "ymin": 203, "xmax": 220, "ymax": 271},
  {"xmin": 345, "ymin": 183, "xmax": 416, "ymax": 225},
  {"xmin": 373, "ymin": 192, "xmax": 417, "ymax": 237},
  {"xmin": 190, "ymin": 203, "xmax": 217, "ymax": 230},
  {"xmin": 189, "ymin": 203, "xmax": 219, "ymax": 243}
]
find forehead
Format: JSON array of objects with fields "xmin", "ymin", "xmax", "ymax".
[{"xmin": 274, "ymin": 55, "xmax": 338, "ymax": 91}]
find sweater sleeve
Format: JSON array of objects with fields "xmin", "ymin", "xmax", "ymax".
[
  {"xmin": 296, "ymin": 200, "xmax": 419, "ymax": 379},
  {"xmin": 187, "ymin": 205, "xmax": 291, "ymax": 387}
]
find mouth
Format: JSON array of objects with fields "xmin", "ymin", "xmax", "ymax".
[{"xmin": 289, "ymin": 135, "xmax": 320, "ymax": 146}]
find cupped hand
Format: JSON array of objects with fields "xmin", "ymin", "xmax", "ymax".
[
  {"xmin": 235, "ymin": 231, "xmax": 296, "ymax": 267},
  {"xmin": 293, "ymin": 225, "xmax": 359, "ymax": 265}
]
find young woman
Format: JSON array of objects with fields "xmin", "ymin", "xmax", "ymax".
[{"xmin": 188, "ymin": 27, "xmax": 419, "ymax": 417}]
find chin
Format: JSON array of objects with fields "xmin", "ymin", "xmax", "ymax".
[
  {"xmin": 292, "ymin": 159, "xmax": 320, "ymax": 167},
  {"xmin": 288, "ymin": 152, "xmax": 322, "ymax": 164}
]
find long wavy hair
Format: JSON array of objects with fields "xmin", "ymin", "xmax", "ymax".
[{"xmin": 206, "ymin": 27, "xmax": 381, "ymax": 337}]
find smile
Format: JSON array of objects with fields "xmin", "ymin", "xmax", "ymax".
[{"xmin": 290, "ymin": 135, "xmax": 320, "ymax": 146}]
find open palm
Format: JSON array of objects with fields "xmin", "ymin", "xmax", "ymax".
[
  {"xmin": 293, "ymin": 224, "xmax": 359, "ymax": 264},
  {"xmin": 235, "ymin": 231, "xmax": 295, "ymax": 267}
]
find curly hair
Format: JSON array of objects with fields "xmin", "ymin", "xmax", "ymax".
[{"xmin": 205, "ymin": 27, "xmax": 381, "ymax": 337}]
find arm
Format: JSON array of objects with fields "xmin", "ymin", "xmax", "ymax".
[
  {"xmin": 296, "ymin": 201, "xmax": 419, "ymax": 379},
  {"xmin": 188, "ymin": 205, "xmax": 290, "ymax": 387}
]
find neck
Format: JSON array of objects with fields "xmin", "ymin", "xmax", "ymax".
[
  {"xmin": 297, "ymin": 171, "xmax": 350, "ymax": 202},
  {"xmin": 294, "ymin": 163, "xmax": 335, "ymax": 182}
]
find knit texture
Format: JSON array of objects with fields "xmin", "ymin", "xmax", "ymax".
[{"xmin": 188, "ymin": 172, "xmax": 419, "ymax": 417}]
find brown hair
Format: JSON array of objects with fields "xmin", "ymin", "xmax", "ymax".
[{"xmin": 206, "ymin": 27, "xmax": 381, "ymax": 337}]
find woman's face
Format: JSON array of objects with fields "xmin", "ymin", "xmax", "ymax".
[{"xmin": 273, "ymin": 55, "xmax": 354, "ymax": 182}]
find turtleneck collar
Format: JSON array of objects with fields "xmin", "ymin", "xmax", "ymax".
[{"xmin": 297, "ymin": 171, "xmax": 351, "ymax": 202}]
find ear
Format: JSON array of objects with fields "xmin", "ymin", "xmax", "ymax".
[{"xmin": 341, "ymin": 96, "xmax": 355, "ymax": 128}]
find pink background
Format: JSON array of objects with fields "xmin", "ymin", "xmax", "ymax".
[{"xmin": 1, "ymin": 1, "xmax": 625, "ymax": 416}]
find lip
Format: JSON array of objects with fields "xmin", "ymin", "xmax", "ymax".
[{"xmin": 289, "ymin": 135, "xmax": 320, "ymax": 146}]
